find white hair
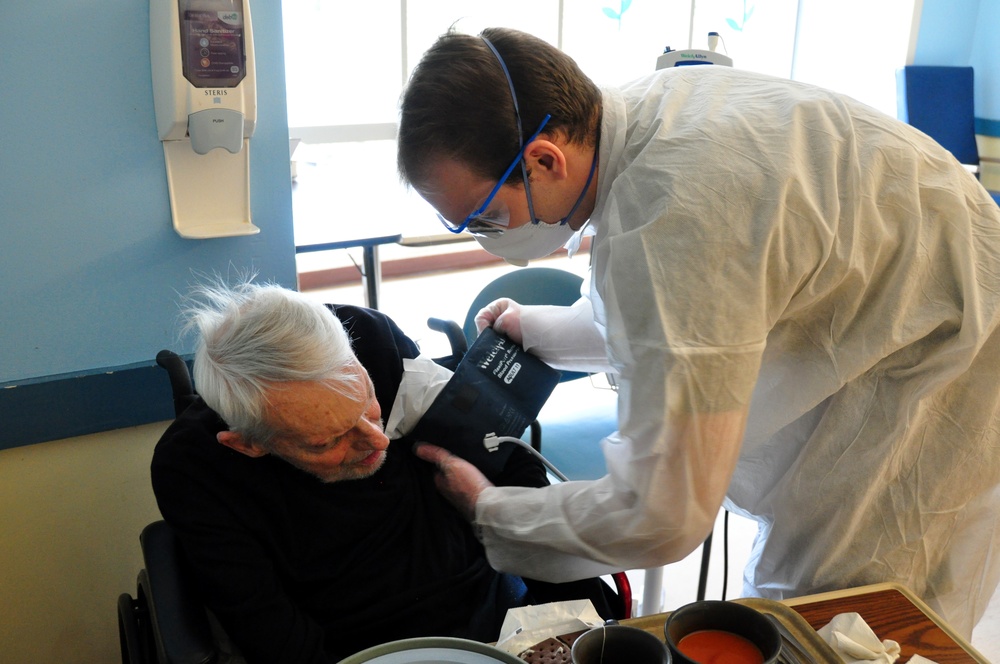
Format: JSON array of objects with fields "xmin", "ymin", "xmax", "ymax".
[{"xmin": 181, "ymin": 280, "xmax": 360, "ymax": 445}]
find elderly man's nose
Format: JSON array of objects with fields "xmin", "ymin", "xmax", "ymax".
[{"xmin": 354, "ymin": 420, "xmax": 389, "ymax": 451}]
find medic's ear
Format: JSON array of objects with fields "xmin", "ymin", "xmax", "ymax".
[
  {"xmin": 217, "ymin": 430, "xmax": 268, "ymax": 458},
  {"xmin": 524, "ymin": 139, "xmax": 568, "ymax": 179}
]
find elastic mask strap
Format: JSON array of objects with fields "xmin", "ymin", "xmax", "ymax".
[
  {"xmin": 559, "ymin": 136, "xmax": 600, "ymax": 226},
  {"xmin": 482, "ymin": 35, "xmax": 540, "ymax": 224},
  {"xmin": 481, "ymin": 36, "xmax": 523, "ymax": 137}
]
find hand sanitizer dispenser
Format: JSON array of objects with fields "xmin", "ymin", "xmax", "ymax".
[{"xmin": 150, "ymin": 0, "xmax": 260, "ymax": 238}]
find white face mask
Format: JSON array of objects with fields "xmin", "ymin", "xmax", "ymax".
[
  {"xmin": 473, "ymin": 134, "xmax": 600, "ymax": 266},
  {"xmin": 474, "ymin": 221, "xmax": 579, "ymax": 266}
]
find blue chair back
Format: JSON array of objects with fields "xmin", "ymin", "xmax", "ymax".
[
  {"xmin": 896, "ymin": 65, "xmax": 979, "ymax": 166},
  {"xmin": 462, "ymin": 267, "xmax": 588, "ymax": 382}
]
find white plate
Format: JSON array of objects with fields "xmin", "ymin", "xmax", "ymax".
[{"xmin": 338, "ymin": 637, "xmax": 523, "ymax": 664}]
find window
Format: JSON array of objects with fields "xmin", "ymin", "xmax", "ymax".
[
  {"xmin": 284, "ymin": 0, "xmax": 916, "ymax": 257},
  {"xmin": 790, "ymin": 0, "xmax": 917, "ymax": 117},
  {"xmin": 282, "ymin": 0, "xmax": 402, "ymax": 132},
  {"xmin": 691, "ymin": 0, "xmax": 799, "ymax": 79}
]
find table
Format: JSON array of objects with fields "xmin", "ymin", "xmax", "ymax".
[
  {"xmin": 295, "ymin": 235, "xmax": 401, "ymax": 309},
  {"xmin": 291, "ymin": 158, "xmax": 475, "ymax": 310},
  {"xmin": 294, "ymin": 232, "xmax": 476, "ymax": 310}
]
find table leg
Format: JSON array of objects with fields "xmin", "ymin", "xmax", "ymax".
[
  {"xmin": 643, "ymin": 567, "xmax": 664, "ymax": 615},
  {"xmin": 361, "ymin": 245, "xmax": 382, "ymax": 310}
]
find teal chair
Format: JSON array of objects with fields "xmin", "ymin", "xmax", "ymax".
[{"xmin": 430, "ymin": 268, "xmax": 589, "ymax": 375}]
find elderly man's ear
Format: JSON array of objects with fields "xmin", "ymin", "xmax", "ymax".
[{"xmin": 217, "ymin": 431, "xmax": 268, "ymax": 458}]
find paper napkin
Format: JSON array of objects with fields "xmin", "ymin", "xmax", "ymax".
[
  {"xmin": 817, "ymin": 612, "xmax": 902, "ymax": 664},
  {"xmin": 494, "ymin": 599, "xmax": 604, "ymax": 655}
]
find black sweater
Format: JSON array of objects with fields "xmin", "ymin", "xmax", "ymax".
[{"xmin": 151, "ymin": 305, "xmax": 548, "ymax": 662}]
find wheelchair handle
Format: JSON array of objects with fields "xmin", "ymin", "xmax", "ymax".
[{"xmin": 156, "ymin": 350, "xmax": 194, "ymax": 403}]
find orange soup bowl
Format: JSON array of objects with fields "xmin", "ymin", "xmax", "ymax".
[{"xmin": 664, "ymin": 601, "xmax": 781, "ymax": 664}]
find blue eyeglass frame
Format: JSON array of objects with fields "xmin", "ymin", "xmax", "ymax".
[
  {"xmin": 439, "ymin": 35, "xmax": 550, "ymax": 235},
  {"xmin": 440, "ymin": 114, "xmax": 551, "ymax": 235}
]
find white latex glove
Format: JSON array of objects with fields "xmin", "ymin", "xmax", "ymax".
[{"xmin": 474, "ymin": 298, "xmax": 524, "ymax": 344}]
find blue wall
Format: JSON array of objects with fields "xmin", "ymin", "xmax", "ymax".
[
  {"xmin": 971, "ymin": 0, "xmax": 1000, "ymax": 129},
  {"xmin": 0, "ymin": 0, "xmax": 296, "ymax": 386},
  {"xmin": 913, "ymin": 0, "xmax": 1000, "ymax": 127}
]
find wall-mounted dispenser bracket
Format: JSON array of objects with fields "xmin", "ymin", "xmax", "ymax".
[{"xmin": 150, "ymin": 0, "xmax": 260, "ymax": 238}]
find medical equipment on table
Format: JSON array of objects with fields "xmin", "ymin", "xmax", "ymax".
[{"xmin": 656, "ymin": 31, "xmax": 733, "ymax": 69}]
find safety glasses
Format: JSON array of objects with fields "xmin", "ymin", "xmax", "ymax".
[{"xmin": 437, "ymin": 114, "xmax": 551, "ymax": 236}]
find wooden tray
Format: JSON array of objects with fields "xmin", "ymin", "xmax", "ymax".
[{"xmin": 784, "ymin": 583, "xmax": 990, "ymax": 664}]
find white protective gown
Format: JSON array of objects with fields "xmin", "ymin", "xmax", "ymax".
[{"xmin": 473, "ymin": 66, "xmax": 1000, "ymax": 637}]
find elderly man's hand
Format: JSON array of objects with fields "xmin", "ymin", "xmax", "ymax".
[{"xmin": 413, "ymin": 443, "xmax": 493, "ymax": 521}]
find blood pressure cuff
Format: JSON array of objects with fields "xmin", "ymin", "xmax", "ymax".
[{"xmin": 412, "ymin": 327, "xmax": 561, "ymax": 477}]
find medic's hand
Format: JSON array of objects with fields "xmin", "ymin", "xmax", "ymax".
[
  {"xmin": 413, "ymin": 443, "xmax": 493, "ymax": 521},
  {"xmin": 474, "ymin": 298, "xmax": 524, "ymax": 344}
]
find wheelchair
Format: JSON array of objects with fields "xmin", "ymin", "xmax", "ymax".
[
  {"xmin": 118, "ymin": 340, "xmax": 633, "ymax": 663},
  {"xmin": 117, "ymin": 351, "xmax": 229, "ymax": 664}
]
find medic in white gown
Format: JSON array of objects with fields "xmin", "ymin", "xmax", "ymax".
[{"xmin": 400, "ymin": 29, "xmax": 1000, "ymax": 638}]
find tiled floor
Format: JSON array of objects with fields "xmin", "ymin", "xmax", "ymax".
[{"xmin": 302, "ymin": 253, "xmax": 999, "ymax": 662}]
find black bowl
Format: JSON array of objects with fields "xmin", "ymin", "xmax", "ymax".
[
  {"xmin": 664, "ymin": 600, "xmax": 781, "ymax": 664},
  {"xmin": 571, "ymin": 624, "xmax": 671, "ymax": 664}
]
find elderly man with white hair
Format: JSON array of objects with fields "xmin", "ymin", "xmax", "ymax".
[{"xmin": 151, "ymin": 282, "xmax": 615, "ymax": 664}]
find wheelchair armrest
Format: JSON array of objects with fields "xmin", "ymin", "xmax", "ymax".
[
  {"xmin": 427, "ymin": 317, "xmax": 469, "ymax": 356},
  {"xmin": 139, "ymin": 520, "xmax": 218, "ymax": 664}
]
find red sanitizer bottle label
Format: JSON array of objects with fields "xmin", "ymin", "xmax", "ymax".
[{"xmin": 181, "ymin": 8, "xmax": 246, "ymax": 88}]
